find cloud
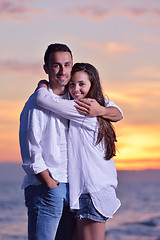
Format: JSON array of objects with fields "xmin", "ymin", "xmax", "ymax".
[
  {"xmin": 104, "ymin": 79, "xmax": 160, "ymax": 125},
  {"xmin": 2, "ymin": 1, "xmax": 159, "ymax": 23},
  {"xmin": 127, "ymin": 7, "xmax": 149, "ymax": 16},
  {"xmin": 0, "ymin": 60, "xmax": 47, "ymax": 101},
  {"xmin": 105, "ymin": 42, "xmax": 133, "ymax": 54},
  {"xmin": 127, "ymin": 7, "xmax": 160, "ymax": 17},
  {"xmin": 0, "ymin": 60, "xmax": 42, "ymax": 75},
  {"xmin": 64, "ymin": 4, "xmax": 110, "ymax": 20},
  {"xmin": 66, "ymin": 35, "xmax": 134, "ymax": 56},
  {"xmin": 64, "ymin": 1, "xmax": 160, "ymax": 22},
  {"xmin": 86, "ymin": 41, "xmax": 134, "ymax": 55},
  {"xmin": 131, "ymin": 66, "xmax": 160, "ymax": 80},
  {"xmin": 76, "ymin": 5, "xmax": 110, "ymax": 20},
  {"xmin": 73, "ymin": 36, "xmax": 134, "ymax": 55},
  {"xmin": 107, "ymin": 82, "xmax": 160, "ymax": 108},
  {"xmin": 0, "ymin": 0, "xmax": 49, "ymax": 22}
]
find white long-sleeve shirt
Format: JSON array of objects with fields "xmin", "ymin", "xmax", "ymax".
[
  {"xmin": 19, "ymin": 89, "xmax": 70, "ymax": 189},
  {"xmin": 35, "ymin": 87, "xmax": 123, "ymax": 218}
]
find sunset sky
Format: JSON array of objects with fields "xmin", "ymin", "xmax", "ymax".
[{"xmin": 0, "ymin": 0, "xmax": 160, "ymax": 170}]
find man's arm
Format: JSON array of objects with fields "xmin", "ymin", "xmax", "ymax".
[
  {"xmin": 28, "ymin": 109, "xmax": 58, "ymax": 188},
  {"xmin": 74, "ymin": 98, "xmax": 123, "ymax": 122},
  {"xmin": 20, "ymin": 102, "xmax": 58, "ymax": 188}
]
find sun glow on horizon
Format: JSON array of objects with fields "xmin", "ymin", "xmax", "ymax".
[{"xmin": 0, "ymin": 100, "xmax": 160, "ymax": 170}]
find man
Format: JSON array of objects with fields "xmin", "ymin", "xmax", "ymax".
[{"xmin": 19, "ymin": 43, "xmax": 123, "ymax": 240}]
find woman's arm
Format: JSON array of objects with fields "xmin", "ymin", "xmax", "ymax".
[
  {"xmin": 35, "ymin": 87, "xmax": 97, "ymax": 128},
  {"xmin": 36, "ymin": 81, "xmax": 123, "ymax": 122}
]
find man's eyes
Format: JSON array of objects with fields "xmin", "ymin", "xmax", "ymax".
[
  {"xmin": 53, "ymin": 64, "xmax": 59, "ymax": 68},
  {"xmin": 52, "ymin": 63, "xmax": 71, "ymax": 68},
  {"xmin": 65, "ymin": 63, "xmax": 71, "ymax": 67}
]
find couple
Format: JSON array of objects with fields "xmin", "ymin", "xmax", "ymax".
[{"xmin": 19, "ymin": 43, "xmax": 123, "ymax": 240}]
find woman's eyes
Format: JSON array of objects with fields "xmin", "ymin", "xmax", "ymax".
[{"xmin": 69, "ymin": 82, "xmax": 85, "ymax": 86}]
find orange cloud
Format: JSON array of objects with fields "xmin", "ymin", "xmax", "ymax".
[
  {"xmin": 88, "ymin": 41, "xmax": 133, "ymax": 54},
  {"xmin": 0, "ymin": 61, "xmax": 46, "ymax": 101},
  {"xmin": 104, "ymin": 79, "xmax": 160, "ymax": 106},
  {"xmin": 70, "ymin": 37, "xmax": 134, "ymax": 55},
  {"xmin": 0, "ymin": 60, "xmax": 42, "ymax": 75},
  {"xmin": 131, "ymin": 66, "xmax": 160, "ymax": 79},
  {"xmin": 105, "ymin": 42, "xmax": 133, "ymax": 54},
  {"xmin": 104, "ymin": 88, "xmax": 160, "ymax": 127}
]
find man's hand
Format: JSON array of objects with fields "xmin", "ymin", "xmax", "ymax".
[
  {"xmin": 36, "ymin": 169, "xmax": 58, "ymax": 188},
  {"xmin": 74, "ymin": 98, "xmax": 123, "ymax": 121},
  {"xmin": 74, "ymin": 98, "xmax": 103, "ymax": 117},
  {"xmin": 37, "ymin": 79, "xmax": 49, "ymax": 89},
  {"xmin": 34, "ymin": 80, "xmax": 49, "ymax": 93}
]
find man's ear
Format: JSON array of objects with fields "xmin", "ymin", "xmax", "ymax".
[{"xmin": 43, "ymin": 64, "xmax": 49, "ymax": 74}]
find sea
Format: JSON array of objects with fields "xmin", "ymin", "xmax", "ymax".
[{"xmin": 0, "ymin": 163, "xmax": 160, "ymax": 240}]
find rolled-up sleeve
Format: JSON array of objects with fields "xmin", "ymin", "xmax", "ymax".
[
  {"xmin": 20, "ymin": 107, "xmax": 48, "ymax": 175},
  {"xmin": 105, "ymin": 99, "xmax": 123, "ymax": 120}
]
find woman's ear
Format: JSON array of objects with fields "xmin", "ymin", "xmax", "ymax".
[{"xmin": 43, "ymin": 64, "xmax": 49, "ymax": 74}]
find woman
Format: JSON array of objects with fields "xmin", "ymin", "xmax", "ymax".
[{"xmin": 36, "ymin": 63, "xmax": 123, "ymax": 240}]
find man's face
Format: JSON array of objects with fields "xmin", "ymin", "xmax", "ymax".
[{"xmin": 44, "ymin": 51, "xmax": 73, "ymax": 88}]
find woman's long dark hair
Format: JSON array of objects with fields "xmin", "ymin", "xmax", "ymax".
[{"xmin": 71, "ymin": 63, "xmax": 117, "ymax": 160}]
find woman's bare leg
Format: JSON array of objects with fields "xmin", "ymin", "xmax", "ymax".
[
  {"xmin": 72, "ymin": 223, "xmax": 79, "ymax": 240},
  {"xmin": 76, "ymin": 218, "xmax": 106, "ymax": 240}
]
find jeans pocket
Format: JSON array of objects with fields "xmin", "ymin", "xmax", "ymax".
[
  {"xmin": 42, "ymin": 184, "xmax": 62, "ymax": 202},
  {"xmin": 24, "ymin": 185, "xmax": 42, "ymax": 209}
]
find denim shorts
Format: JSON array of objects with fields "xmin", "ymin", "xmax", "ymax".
[{"xmin": 75, "ymin": 193, "xmax": 108, "ymax": 223}]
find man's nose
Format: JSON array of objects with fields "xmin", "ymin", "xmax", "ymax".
[{"xmin": 59, "ymin": 66, "xmax": 65, "ymax": 75}]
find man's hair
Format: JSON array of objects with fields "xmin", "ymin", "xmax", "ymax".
[{"xmin": 44, "ymin": 43, "xmax": 73, "ymax": 66}]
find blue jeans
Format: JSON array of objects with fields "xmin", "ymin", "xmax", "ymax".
[{"xmin": 24, "ymin": 183, "xmax": 75, "ymax": 240}]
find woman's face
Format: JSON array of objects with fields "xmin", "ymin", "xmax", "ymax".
[{"xmin": 69, "ymin": 71, "xmax": 91, "ymax": 99}]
